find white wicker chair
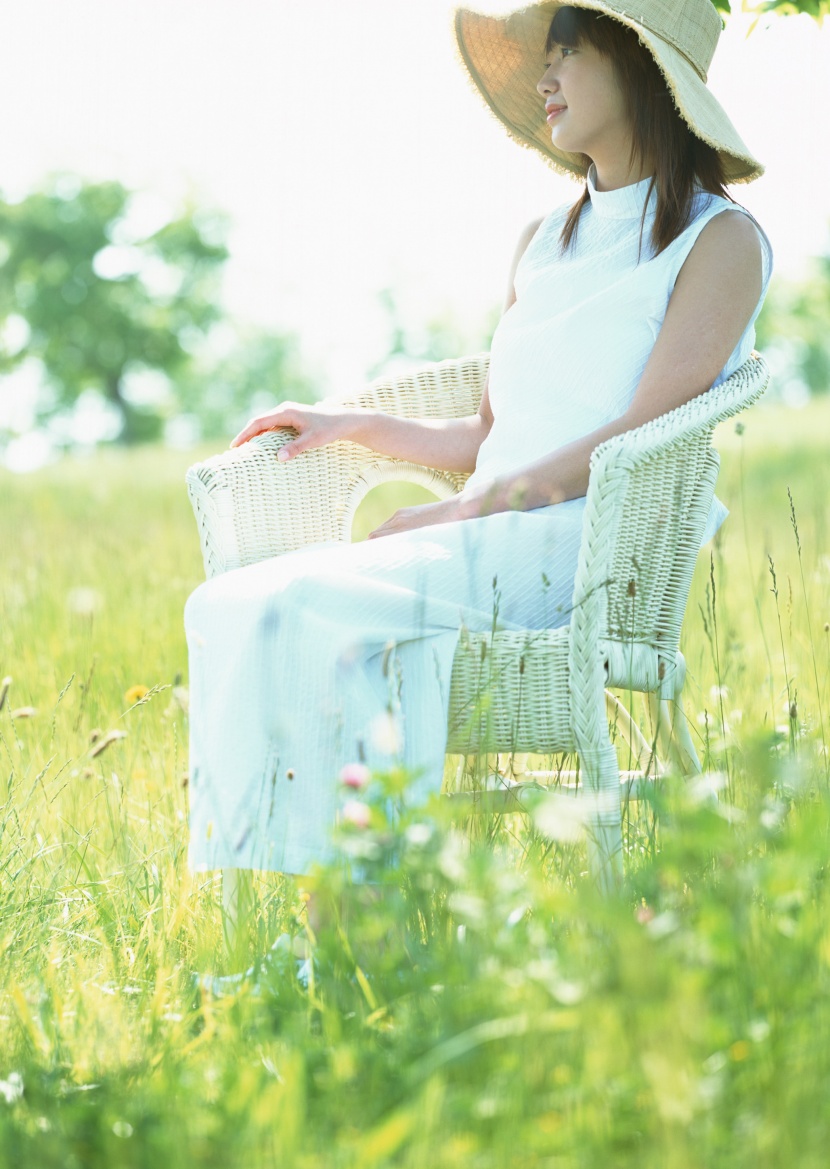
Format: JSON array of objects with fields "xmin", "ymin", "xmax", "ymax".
[{"xmin": 186, "ymin": 350, "xmax": 770, "ymax": 888}]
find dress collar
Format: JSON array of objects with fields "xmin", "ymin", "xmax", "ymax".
[{"xmin": 587, "ymin": 162, "xmax": 657, "ymax": 220}]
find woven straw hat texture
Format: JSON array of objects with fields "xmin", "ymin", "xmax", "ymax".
[{"xmin": 454, "ymin": 0, "xmax": 763, "ymax": 184}]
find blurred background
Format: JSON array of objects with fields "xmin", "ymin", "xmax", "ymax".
[{"xmin": 1, "ymin": 0, "xmax": 828, "ymax": 471}]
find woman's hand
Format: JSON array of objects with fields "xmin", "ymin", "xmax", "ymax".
[
  {"xmin": 367, "ymin": 495, "xmax": 478, "ymax": 540},
  {"xmin": 230, "ymin": 401, "xmax": 355, "ymax": 459}
]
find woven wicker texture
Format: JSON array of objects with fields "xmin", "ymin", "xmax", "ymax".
[{"xmin": 186, "ymin": 349, "xmax": 769, "ymax": 881}]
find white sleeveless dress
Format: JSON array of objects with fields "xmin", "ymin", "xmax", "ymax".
[{"xmin": 184, "ymin": 165, "xmax": 773, "ymax": 877}]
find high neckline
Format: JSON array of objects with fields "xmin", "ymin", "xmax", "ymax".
[{"xmin": 586, "ymin": 163, "xmax": 657, "ymax": 220}]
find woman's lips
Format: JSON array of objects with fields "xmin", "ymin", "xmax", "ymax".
[{"xmin": 546, "ymin": 106, "xmax": 566, "ymax": 123}]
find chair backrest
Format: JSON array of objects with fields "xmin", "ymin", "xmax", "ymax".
[{"xmin": 569, "ymin": 352, "xmax": 770, "ymax": 690}]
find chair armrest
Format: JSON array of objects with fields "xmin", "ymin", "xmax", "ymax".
[
  {"xmin": 186, "ymin": 352, "xmax": 490, "ymax": 578},
  {"xmin": 568, "ymin": 351, "xmax": 770, "ymax": 690}
]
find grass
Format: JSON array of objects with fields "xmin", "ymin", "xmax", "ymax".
[{"xmin": 0, "ymin": 394, "xmax": 829, "ymax": 1168}]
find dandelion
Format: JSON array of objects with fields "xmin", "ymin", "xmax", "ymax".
[
  {"xmin": 342, "ymin": 800, "xmax": 371, "ymax": 829},
  {"xmin": 66, "ymin": 587, "xmax": 102, "ymax": 616},
  {"xmin": 171, "ymin": 685, "xmax": 189, "ymax": 714},
  {"xmin": 124, "ymin": 684, "xmax": 149, "ymax": 706},
  {"xmin": 339, "ymin": 762, "xmax": 371, "ymax": 789}
]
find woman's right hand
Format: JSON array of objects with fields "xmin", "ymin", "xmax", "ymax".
[{"xmin": 230, "ymin": 401, "xmax": 357, "ymax": 461}]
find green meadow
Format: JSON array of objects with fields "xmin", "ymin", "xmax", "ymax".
[{"xmin": 1, "ymin": 396, "xmax": 829, "ymax": 1168}]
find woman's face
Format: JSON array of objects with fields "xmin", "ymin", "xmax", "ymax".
[{"xmin": 536, "ymin": 38, "xmax": 635, "ymax": 183}]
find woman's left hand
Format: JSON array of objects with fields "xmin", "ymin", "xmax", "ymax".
[{"xmin": 367, "ymin": 495, "xmax": 475, "ymax": 540}]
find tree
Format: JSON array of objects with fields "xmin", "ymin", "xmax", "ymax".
[
  {"xmin": 712, "ymin": 0, "xmax": 829, "ymax": 22},
  {"xmin": 0, "ymin": 177, "xmax": 228, "ymax": 442},
  {"xmin": 368, "ymin": 287, "xmax": 501, "ymax": 381},
  {"xmin": 176, "ymin": 324, "xmax": 318, "ymax": 442}
]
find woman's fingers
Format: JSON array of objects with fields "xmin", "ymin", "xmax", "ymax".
[
  {"xmin": 276, "ymin": 440, "xmax": 303, "ymax": 462},
  {"xmin": 230, "ymin": 406, "xmax": 301, "ymax": 448},
  {"xmin": 229, "ymin": 402, "xmax": 348, "ymax": 452}
]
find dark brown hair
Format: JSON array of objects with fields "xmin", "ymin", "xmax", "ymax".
[{"xmin": 546, "ymin": 6, "xmax": 736, "ymax": 261}]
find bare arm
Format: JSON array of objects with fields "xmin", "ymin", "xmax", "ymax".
[
  {"xmin": 367, "ymin": 209, "xmax": 763, "ymax": 538},
  {"xmin": 230, "ymin": 217, "xmax": 544, "ymax": 475},
  {"xmin": 453, "ymin": 210, "xmax": 764, "ymax": 516}
]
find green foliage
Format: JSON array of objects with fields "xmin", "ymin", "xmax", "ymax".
[
  {"xmin": 0, "ymin": 177, "xmax": 229, "ymax": 442},
  {"xmin": 753, "ymin": 0, "xmax": 830, "ymax": 21},
  {"xmin": 756, "ymin": 252, "xmax": 830, "ymax": 396},
  {"xmin": 711, "ymin": 0, "xmax": 830, "ymax": 22},
  {"xmin": 0, "ymin": 399, "xmax": 829, "ymax": 1166},
  {"xmin": 368, "ymin": 287, "xmax": 501, "ymax": 380},
  {"xmin": 175, "ymin": 325, "xmax": 319, "ymax": 442}
]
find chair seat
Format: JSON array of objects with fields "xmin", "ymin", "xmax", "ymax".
[
  {"xmin": 448, "ymin": 626, "xmax": 571, "ymax": 753},
  {"xmin": 447, "ymin": 627, "xmax": 665, "ymax": 754}
]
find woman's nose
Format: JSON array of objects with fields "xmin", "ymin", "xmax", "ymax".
[{"xmin": 536, "ymin": 65, "xmax": 559, "ymax": 97}]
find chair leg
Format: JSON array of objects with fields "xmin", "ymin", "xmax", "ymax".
[
  {"xmin": 646, "ymin": 685, "xmax": 701, "ymax": 776},
  {"xmin": 669, "ymin": 678, "xmax": 702, "ymax": 775},
  {"xmin": 604, "ymin": 690, "xmax": 660, "ymax": 775},
  {"xmin": 580, "ymin": 740, "xmax": 624, "ymax": 893}
]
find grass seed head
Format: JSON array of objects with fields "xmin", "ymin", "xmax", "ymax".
[{"xmin": 89, "ymin": 729, "xmax": 128, "ymax": 757}]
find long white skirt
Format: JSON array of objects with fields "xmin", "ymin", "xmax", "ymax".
[{"xmin": 184, "ymin": 499, "xmax": 585, "ymax": 877}]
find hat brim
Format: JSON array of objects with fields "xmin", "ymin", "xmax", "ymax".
[{"xmin": 454, "ymin": 2, "xmax": 763, "ymax": 184}]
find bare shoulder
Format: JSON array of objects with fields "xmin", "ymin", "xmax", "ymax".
[
  {"xmin": 503, "ymin": 217, "xmax": 545, "ymax": 312},
  {"xmin": 516, "ymin": 216, "xmax": 545, "ymax": 255},
  {"xmin": 679, "ymin": 207, "xmax": 763, "ymax": 282}
]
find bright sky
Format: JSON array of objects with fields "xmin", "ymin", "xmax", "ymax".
[{"xmin": 1, "ymin": 0, "xmax": 829, "ymax": 399}]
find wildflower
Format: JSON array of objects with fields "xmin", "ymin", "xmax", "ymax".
[
  {"xmin": 342, "ymin": 800, "xmax": 371, "ymax": 829},
  {"xmin": 124, "ymin": 685, "xmax": 150, "ymax": 706},
  {"xmin": 636, "ymin": 903, "xmax": 655, "ymax": 924},
  {"xmin": 0, "ymin": 1072, "xmax": 23, "ymax": 1104},
  {"xmin": 369, "ymin": 712, "xmax": 402, "ymax": 755},
  {"xmin": 404, "ymin": 822, "xmax": 433, "ymax": 847},
  {"xmin": 339, "ymin": 762, "xmax": 371, "ymax": 789}
]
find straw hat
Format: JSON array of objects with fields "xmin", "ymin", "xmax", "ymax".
[{"xmin": 453, "ymin": 0, "xmax": 763, "ymax": 184}]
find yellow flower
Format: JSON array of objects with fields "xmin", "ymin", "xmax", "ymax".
[{"xmin": 124, "ymin": 685, "xmax": 150, "ymax": 706}]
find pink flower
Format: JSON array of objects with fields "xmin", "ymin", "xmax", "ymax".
[
  {"xmin": 636, "ymin": 904, "xmax": 655, "ymax": 924},
  {"xmin": 339, "ymin": 763, "xmax": 371, "ymax": 790},
  {"xmin": 342, "ymin": 800, "xmax": 371, "ymax": 829}
]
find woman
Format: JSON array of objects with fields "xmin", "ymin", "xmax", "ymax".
[{"xmin": 185, "ymin": 0, "xmax": 773, "ymax": 975}]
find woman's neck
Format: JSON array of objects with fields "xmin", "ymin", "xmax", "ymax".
[{"xmin": 589, "ymin": 156, "xmax": 655, "ymax": 192}]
